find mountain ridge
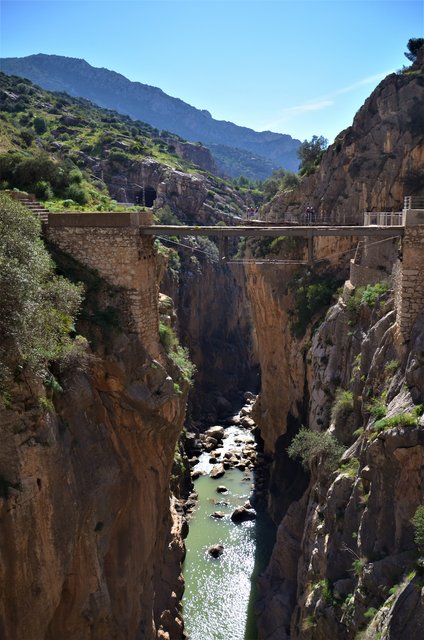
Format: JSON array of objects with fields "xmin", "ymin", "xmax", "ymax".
[{"xmin": 0, "ymin": 53, "xmax": 301, "ymax": 178}]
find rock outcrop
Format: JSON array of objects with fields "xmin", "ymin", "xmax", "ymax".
[
  {"xmin": 263, "ymin": 71, "xmax": 424, "ymax": 222},
  {"xmin": 256, "ymin": 280, "xmax": 424, "ymax": 639},
  {"xmin": 101, "ymin": 155, "xmax": 251, "ymax": 223},
  {"xmin": 253, "ymin": 64, "xmax": 424, "ymax": 639},
  {"xmin": 0, "ymin": 259, "xmax": 189, "ymax": 640}
]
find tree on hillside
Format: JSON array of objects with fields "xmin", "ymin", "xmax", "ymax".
[
  {"xmin": 263, "ymin": 169, "xmax": 300, "ymax": 201},
  {"xmin": 297, "ymin": 135, "xmax": 328, "ymax": 176},
  {"xmin": 405, "ymin": 37, "xmax": 424, "ymax": 63}
]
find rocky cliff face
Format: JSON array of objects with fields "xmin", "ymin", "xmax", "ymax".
[
  {"xmin": 256, "ymin": 283, "xmax": 424, "ymax": 640},
  {"xmin": 263, "ymin": 71, "xmax": 424, "ymax": 222},
  {"xmin": 160, "ymin": 245, "xmax": 258, "ymax": 423},
  {"xmin": 99, "ymin": 156, "xmax": 252, "ymax": 223},
  {"xmin": 0, "ymin": 265, "xmax": 188, "ymax": 640},
  {"xmin": 251, "ymin": 65, "xmax": 424, "ymax": 638}
]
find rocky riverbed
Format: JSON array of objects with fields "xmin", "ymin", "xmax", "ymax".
[{"xmin": 181, "ymin": 396, "xmax": 275, "ymax": 640}]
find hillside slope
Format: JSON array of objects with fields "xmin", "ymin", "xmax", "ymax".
[{"xmin": 0, "ymin": 53, "xmax": 301, "ymax": 178}]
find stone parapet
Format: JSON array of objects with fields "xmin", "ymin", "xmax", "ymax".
[
  {"xmin": 46, "ymin": 224, "xmax": 160, "ymax": 358},
  {"xmin": 48, "ymin": 210, "xmax": 154, "ymax": 227}
]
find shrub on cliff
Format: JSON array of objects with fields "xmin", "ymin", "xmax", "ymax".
[
  {"xmin": 0, "ymin": 193, "xmax": 83, "ymax": 383},
  {"xmin": 331, "ymin": 389, "xmax": 354, "ymax": 423},
  {"xmin": 346, "ymin": 281, "xmax": 390, "ymax": 324},
  {"xmin": 412, "ymin": 505, "xmax": 424, "ymax": 556},
  {"xmin": 287, "ymin": 427, "xmax": 345, "ymax": 475},
  {"xmin": 290, "ymin": 270, "xmax": 340, "ymax": 338},
  {"xmin": 0, "ymin": 150, "xmax": 78, "ymax": 199},
  {"xmin": 159, "ymin": 322, "xmax": 196, "ymax": 383}
]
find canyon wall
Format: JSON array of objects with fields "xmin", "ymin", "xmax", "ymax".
[
  {"xmin": 251, "ymin": 63, "xmax": 424, "ymax": 638},
  {"xmin": 256, "ymin": 281, "xmax": 424, "ymax": 640},
  {"xmin": 0, "ymin": 234, "xmax": 188, "ymax": 640},
  {"xmin": 162, "ymin": 257, "xmax": 258, "ymax": 423}
]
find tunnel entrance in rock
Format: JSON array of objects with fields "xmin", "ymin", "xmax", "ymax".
[{"xmin": 135, "ymin": 186, "xmax": 157, "ymax": 207}]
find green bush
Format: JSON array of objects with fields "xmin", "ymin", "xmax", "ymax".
[
  {"xmin": 159, "ymin": 322, "xmax": 195, "ymax": 383},
  {"xmin": 290, "ymin": 271, "xmax": 339, "ymax": 338},
  {"xmin": 155, "ymin": 205, "xmax": 182, "ymax": 226},
  {"xmin": 367, "ymin": 397, "xmax": 387, "ymax": 420},
  {"xmin": 66, "ymin": 183, "xmax": 89, "ymax": 205},
  {"xmin": 373, "ymin": 406, "xmax": 422, "ymax": 433},
  {"xmin": 34, "ymin": 179, "xmax": 53, "ymax": 201},
  {"xmin": 339, "ymin": 457, "xmax": 360, "ymax": 478},
  {"xmin": 0, "ymin": 150, "xmax": 75, "ymax": 198},
  {"xmin": 159, "ymin": 322, "xmax": 176, "ymax": 351},
  {"xmin": 352, "ymin": 556, "xmax": 366, "ymax": 578},
  {"xmin": 364, "ymin": 607, "xmax": 378, "ymax": 620},
  {"xmin": 287, "ymin": 427, "xmax": 345, "ymax": 474},
  {"xmin": 316, "ymin": 579, "xmax": 333, "ymax": 604},
  {"xmin": 196, "ymin": 236, "xmax": 219, "ymax": 262},
  {"xmin": 412, "ymin": 505, "xmax": 424, "ymax": 555},
  {"xmin": 331, "ymin": 389, "xmax": 354, "ymax": 423},
  {"xmin": 347, "ymin": 282, "xmax": 390, "ymax": 323},
  {"xmin": 170, "ymin": 345, "xmax": 196, "ymax": 383},
  {"xmin": 0, "ymin": 193, "xmax": 83, "ymax": 382},
  {"xmin": 69, "ymin": 168, "xmax": 83, "ymax": 184},
  {"xmin": 20, "ymin": 129, "xmax": 34, "ymax": 147},
  {"xmin": 33, "ymin": 116, "xmax": 47, "ymax": 135}
]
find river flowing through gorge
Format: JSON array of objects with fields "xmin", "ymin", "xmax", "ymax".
[{"xmin": 182, "ymin": 403, "xmax": 276, "ymax": 640}]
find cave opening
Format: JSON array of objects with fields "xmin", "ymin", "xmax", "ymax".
[{"xmin": 135, "ymin": 186, "xmax": 157, "ymax": 207}]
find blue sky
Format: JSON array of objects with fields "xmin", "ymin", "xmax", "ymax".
[{"xmin": 1, "ymin": 1, "xmax": 422, "ymax": 142}]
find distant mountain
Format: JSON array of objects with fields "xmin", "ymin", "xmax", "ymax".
[{"xmin": 0, "ymin": 54, "xmax": 301, "ymax": 179}]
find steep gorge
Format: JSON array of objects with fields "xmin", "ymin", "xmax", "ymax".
[{"xmin": 1, "ymin": 60, "xmax": 424, "ymax": 640}]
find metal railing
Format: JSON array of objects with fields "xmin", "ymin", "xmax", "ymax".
[
  {"xmin": 404, "ymin": 195, "xmax": 424, "ymax": 210},
  {"xmin": 364, "ymin": 211, "xmax": 405, "ymax": 226}
]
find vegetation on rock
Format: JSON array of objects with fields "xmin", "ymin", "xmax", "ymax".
[
  {"xmin": 0, "ymin": 193, "xmax": 83, "ymax": 384},
  {"xmin": 287, "ymin": 427, "xmax": 345, "ymax": 475},
  {"xmin": 412, "ymin": 505, "xmax": 424, "ymax": 556},
  {"xmin": 297, "ymin": 134, "xmax": 328, "ymax": 176},
  {"xmin": 290, "ymin": 269, "xmax": 341, "ymax": 338}
]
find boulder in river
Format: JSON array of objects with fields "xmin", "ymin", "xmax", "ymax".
[
  {"xmin": 191, "ymin": 470, "xmax": 203, "ymax": 480},
  {"xmin": 204, "ymin": 425, "xmax": 225, "ymax": 442},
  {"xmin": 204, "ymin": 437, "xmax": 218, "ymax": 452},
  {"xmin": 210, "ymin": 463, "xmax": 225, "ymax": 479},
  {"xmin": 208, "ymin": 544, "xmax": 224, "ymax": 558},
  {"xmin": 216, "ymin": 485, "xmax": 228, "ymax": 493},
  {"xmin": 210, "ymin": 511, "xmax": 225, "ymax": 519},
  {"xmin": 231, "ymin": 506, "xmax": 257, "ymax": 523}
]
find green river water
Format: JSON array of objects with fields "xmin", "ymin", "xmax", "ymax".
[{"xmin": 182, "ymin": 426, "xmax": 275, "ymax": 640}]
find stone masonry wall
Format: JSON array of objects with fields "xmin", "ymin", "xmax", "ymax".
[
  {"xmin": 396, "ymin": 222, "xmax": 424, "ymax": 338},
  {"xmin": 46, "ymin": 214, "xmax": 160, "ymax": 359}
]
